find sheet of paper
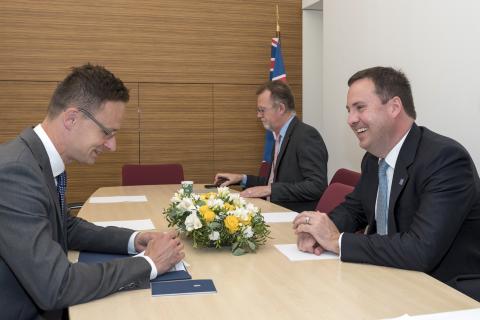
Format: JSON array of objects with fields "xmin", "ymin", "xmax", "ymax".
[
  {"xmin": 404, "ymin": 308, "xmax": 480, "ymax": 320},
  {"xmin": 135, "ymin": 251, "xmax": 188, "ymax": 272},
  {"xmin": 262, "ymin": 211, "xmax": 298, "ymax": 223},
  {"xmin": 89, "ymin": 195, "xmax": 148, "ymax": 203},
  {"xmin": 93, "ymin": 219, "xmax": 155, "ymax": 230},
  {"xmin": 274, "ymin": 244, "xmax": 339, "ymax": 261}
]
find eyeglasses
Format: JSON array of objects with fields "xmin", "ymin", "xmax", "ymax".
[
  {"xmin": 77, "ymin": 108, "xmax": 116, "ymax": 138},
  {"xmin": 256, "ymin": 107, "xmax": 276, "ymax": 114}
]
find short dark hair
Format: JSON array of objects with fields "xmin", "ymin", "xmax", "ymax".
[
  {"xmin": 47, "ymin": 63, "xmax": 129, "ymax": 118},
  {"xmin": 348, "ymin": 66, "xmax": 416, "ymax": 119},
  {"xmin": 256, "ymin": 80, "xmax": 295, "ymax": 111}
]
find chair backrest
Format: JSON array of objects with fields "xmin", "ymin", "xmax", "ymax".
[
  {"xmin": 315, "ymin": 182, "xmax": 354, "ymax": 214},
  {"xmin": 330, "ymin": 168, "xmax": 361, "ymax": 187},
  {"xmin": 122, "ymin": 164, "xmax": 184, "ymax": 186},
  {"xmin": 258, "ymin": 161, "xmax": 271, "ymax": 178}
]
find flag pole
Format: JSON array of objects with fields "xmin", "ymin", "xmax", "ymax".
[{"xmin": 276, "ymin": 4, "xmax": 280, "ymax": 38}]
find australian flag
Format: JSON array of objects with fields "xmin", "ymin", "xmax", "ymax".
[{"xmin": 263, "ymin": 37, "xmax": 287, "ymax": 162}]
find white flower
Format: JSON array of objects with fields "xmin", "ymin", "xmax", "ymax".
[
  {"xmin": 207, "ymin": 198, "xmax": 224, "ymax": 208},
  {"xmin": 246, "ymin": 203, "xmax": 259, "ymax": 215},
  {"xmin": 208, "ymin": 231, "xmax": 220, "ymax": 241},
  {"xmin": 232, "ymin": 194, "xmax": 246, "ymax": 207},
  {"xmin": 171, "ymin": 193, "xmax": 181, "ymax": 203},
  {"xmin": 243, "ymin": 226, "xmax": 254, "ymax": 238},
  {"xmin": 192, "ymin": 193, "xmax": 200, "ymax": 201},
  {"xmin": 178, "ymin": 197, "xmax": 196, "ymax": 211},
  {"xmin": 185, "ymin": 211, "xmax": 202, "ymax": 231},
  {"xmin": 233, "ymin": 207, "xmax": 249, "ymax": 221},
  {"xmin": 217, "ymin": 186, "xmax": 230, "ymax": 197},
  {"xmin": 229, "ymin": 193, "xmax": 240, "ymax": 202}
]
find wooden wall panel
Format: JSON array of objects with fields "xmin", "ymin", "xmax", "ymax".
[
  {"xmin": 212, "ymin": 0, "xmax": 303, "ymax": 85},
  {"xmin": 0, "ymin": 1, "xmax": 301, "ymax": 85},
  {"xmin": 213, "ymin": 84, "xmax": 264, "ymax": 175},
  {"xmin": 0, "ymin": 1, "xmax": 302, "ymax": 201},
  {"xmin": 0, "ymin": 81, "xmax": 57, "ymax": 142},
  {"xmin": 67, "ymin": 83, "xmax": 140, "ymax": 202},
  {"xmin": 139, "ymin": 83, "xmax": 214, "ymax": 183}
]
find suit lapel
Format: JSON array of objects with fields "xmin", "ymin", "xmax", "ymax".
[
  {"xmin": 273, "ymin": 116, "xmax": 297, "ymax": 180},
  {"xmin": 387, "ymin": 123, "xmax": 420, "ymax": 234}
]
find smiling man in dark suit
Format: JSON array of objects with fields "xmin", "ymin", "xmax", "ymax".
[
  {"xmin": 214, "ymin": 80, "xmax": 328, "ymax": 213},
  {"xmin": 0, "ymin": 64, "xmax": 185, "ymax": 319},
  {"xmin": 294, "ymin": 66, "xmax": 480, "ymax": 300}
]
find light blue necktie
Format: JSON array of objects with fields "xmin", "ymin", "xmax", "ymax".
[
  {"xmin": 56, "ymin": 171, "xmax": 67, "ymax": 214},
  {"xmin": 376, "ymin": 159, "xmax": 389, "ymax": 235}
]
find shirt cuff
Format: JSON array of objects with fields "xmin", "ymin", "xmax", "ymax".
[
  {"xmin": 240, "ymin": 174, "xmax": 247, "ymax": 188},
  {"xmin": 127, "ymin": 231, "xmax": 139, "ymax": 254},
  {"xmin": 338, "ymin": 232, "xmax": 343, "ymax": 259},
  {"xmin": 142, "ymin": 255, "xmax": 158, "ymax": 280}
]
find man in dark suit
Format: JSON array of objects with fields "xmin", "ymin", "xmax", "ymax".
[
  {"xmin": 0, "ymin": 64, "xmax": 185, "ymax": 319},
  {"xmin": 214, "ymin": 81, "xmax": 328, "ymax": 212},
  {"xmin": 294, "ymin": 66, "xmax": 480, "ymax": 300}
]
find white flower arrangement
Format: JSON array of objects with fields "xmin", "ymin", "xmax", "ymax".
[{"xmin": 163, "ymin": 187, "xmax": 270, "ymax": 255}]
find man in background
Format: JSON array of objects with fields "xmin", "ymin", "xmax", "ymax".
[
  {"xmin": 294, "ymin": 66, "xmax": 480, "ymax": 300},
  {"xmin": 0, "ymin": 64, "xmax": 185, "ymax": 319},
  {"xmin": 215, "ymin": 80, "xmax": 328, "ymax": 212}
]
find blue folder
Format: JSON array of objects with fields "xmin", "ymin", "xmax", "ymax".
[
  {"xmin": 78, "ymin": 251, "xmax": 191, "ymax": 282},
  {"xmin": 151, "ymin": 279, "xmax": 216, "ymax": 296}
]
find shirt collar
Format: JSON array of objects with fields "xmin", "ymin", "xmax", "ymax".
[
  {"xmin": 383, "ymin": 128, "xmax": 411, "ymax": 170},
  {"xmin": 273, "ymin": 114, "xmax": 295, "ymax": 141},
  {"xmin": 33, "ymin": 124, "xmax": 65, "ymax": 178}
]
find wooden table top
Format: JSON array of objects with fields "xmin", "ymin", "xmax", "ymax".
[{"xmin": 69, "ymin": 184, "xmax": 479, "ymax": 320}]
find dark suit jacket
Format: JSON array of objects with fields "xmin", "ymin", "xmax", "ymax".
[
  {"xmin": 246, "ymin": 116, "xmax": 328, "ymax": 212},
  {"xmin": 0, "ymin": 128, "xmax": 151, "ymax": 319},
  {"xmin": 329, "ymin": 123, "xmax": 480, "ymax": 286}
]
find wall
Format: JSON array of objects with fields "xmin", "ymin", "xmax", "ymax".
[
  {"xmin": 0, "ymin": 1, "xmax": 303, "ymax": 202},
  {"xmin": 302, "ymin": 5, "xmax": 323, "ymax": 130},
  {"xmin": 317, "ymin": 0, "xmax": 480, "ymax": 178}
]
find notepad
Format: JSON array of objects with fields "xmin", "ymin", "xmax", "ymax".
[
  {"xmin": 274, "ymin": 244, "xmax": 339, "ymax": 261},
  {"xmin": 89, "ymin": 195, "xmax": 148, "ymax": 203},
  {"xmin": 78, "ymin": 251, "xmax": 191, "ymax": 282},
  {"xmin": 92, "ymin": 219, "xmax": 155, "ymax": 230},
  {"xmin": 262, "ymin": 211, "xmax": 298, "ymax": 223},
  {"xmin": 151, "ymin": 279, "xmax": 217, "ymax": 296}
]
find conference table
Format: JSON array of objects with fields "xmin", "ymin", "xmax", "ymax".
[{"xmin": 69, "ymin": 184, "xmax": 479, "ymax": 319}]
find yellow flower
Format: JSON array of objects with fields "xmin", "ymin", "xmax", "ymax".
[
  {"xmin": 199, "ymin": 205, "xmax": 216, "ymax": 222},
  {"xmin": 223, "ymin": 203, "xmax": 236, "ymax": 212},
  {"xmin": 200, "ymin": 192, "xmax": 215, "ymax": 200},
  {"xmin": 241, "ymin": 213, "xmax": 253, "ymax": 225},
  {"xmin": 224, "ymin": 215, "xmax": 240, "ymax": 234}
]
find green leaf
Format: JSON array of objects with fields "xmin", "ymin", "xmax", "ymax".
[
  {"xmin": 232, "ymin": 242, "xmax": 239, "ymax": 251},
  {"xmin": 233, "ymin": 247, "xmax": 246, "ymax": 256},
  {"xmin": 247, "ymin": 240, "xmax": 256, "ymax": 251}
]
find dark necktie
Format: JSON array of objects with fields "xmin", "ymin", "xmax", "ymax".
[
  {"xmin": 56, "ymin": 171, "xmax": 67, "ymax": 214},
  {"xmin": 376, "ymin": 159, "xmax": 389, "ymax": 235}
]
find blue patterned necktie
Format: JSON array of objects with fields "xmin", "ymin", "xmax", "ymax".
[
  {"xmin": 56, "ymin": 171, "xmax": 67, "ymax": 214},
  {"xmin": 376, "ymin": 159, "xmax": 389, "ymax": 235}
]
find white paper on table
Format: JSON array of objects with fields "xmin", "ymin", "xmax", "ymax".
[
  {"xmin": 388, "ymin": 308, "xmax": 480, "ymax": 320},
  {"xmin": 274, "ymin": 244, "xmax": 339, "ymax": 261},
  {"xmin": 136, "ymin": 250, "xmax": 188, "ymax": 272},
  {"xmin": 89, "ymin": 195, "xmax": 148, "ymax": 203},
  {"xmin": 93, "ymin": 219, "xmax": 155, "ymax": 230},
  {"xmin": 262, "ymin": 211, "xmax": 298, "ymax": 223}
]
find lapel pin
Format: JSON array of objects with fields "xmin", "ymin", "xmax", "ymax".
[{"xmin": 399, "ymin": 178, "xmax": 404, "ymax": 186}]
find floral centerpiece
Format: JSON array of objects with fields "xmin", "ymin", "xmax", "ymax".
[{"xmin": 163, "ymin": 186, "xmax": 270, "ymax": 255}]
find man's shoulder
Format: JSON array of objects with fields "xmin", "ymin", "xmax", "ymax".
[
  {"xmin": 0, "ymin": 136, "xmax": 28, "ymax": 162},
  {"xmin": 290, "ymin": 117, "xmax": 322, "ymax": 136},
  {"xmin": 417, "ymin": 126, "xmax": 469, "ymax": 156}
]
